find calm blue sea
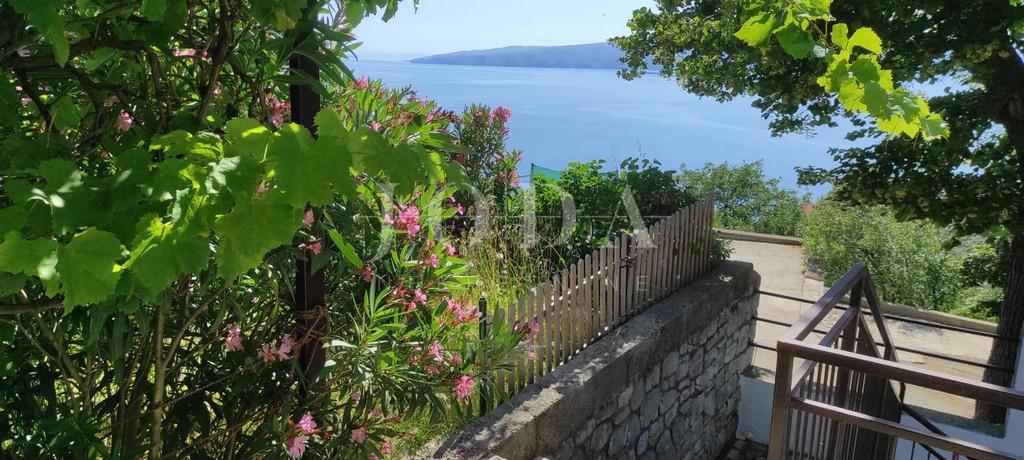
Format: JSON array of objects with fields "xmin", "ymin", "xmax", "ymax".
[{"xmin": 350, "ymin": 58, "xmax": 857, "ymax": 194}]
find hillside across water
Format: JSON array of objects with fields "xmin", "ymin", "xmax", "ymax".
[{"xmin": 409, "ymin": 42, "xmax": 629, "ymax": 69}]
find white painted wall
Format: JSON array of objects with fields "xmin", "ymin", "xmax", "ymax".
[{"xmin": 737, "ymin": 372, "xmax": 775, "ymax": 445}]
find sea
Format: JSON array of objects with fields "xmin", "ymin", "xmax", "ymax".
[{"xmin": 349, "ymin": 57, "xmax": 860, "ymax": 195}]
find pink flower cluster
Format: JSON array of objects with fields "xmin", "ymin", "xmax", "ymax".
[
  {"xmin": 362, "ymin": 264, "xmax": 374, "ymax": 283},
  {"xmin": 259, "ymin": 334, "xmax": 295, "ymax": 363},
  {"xmin": 453, "ymin": 375, "xmax": 475, "ymax": 401},
  {"xmin": 224, "ymin": 324, "xmax": 243, "ymax": 352},
  {"xmin": 444, "ymin": 243, "xmax": 458, "ymax": 257},
  {"xmin": 427, "ymin": 341, "xmax": 445, "ymax": 363},
  {"xmin": 354, "ymin": 76, "xmax": 370, "ymax": 90},
  {"xmin": 491, "ymin": 106, "xmax": 512, "ymax": 124},
  {"xmin": 268, "ymin": 94, "xmax": 290, "ymax": 128},
  {"xmin": 115, "ymin": 110, "xmax": 133, "ymax": 132},
  {"xmin": 286, "ymin": 412, "xmax": 317, "ymax": 458},
  {"xmin": 446, "ymin": 298, "xmax": 481, "ymax": 325},
  {"xmin": 391, "ymin": 204, "xmax": 421, "ymax": 236},
  {"xmin": 350, "ymin": 427, "xmax": 366, "ymax": 444}
]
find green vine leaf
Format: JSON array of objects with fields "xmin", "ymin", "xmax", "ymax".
[
  {"xmin": 0, "ymin": 231, "xmax": 59, "ymax": 280},
  {"xmin": 10, "ymin": 0, "xmax": 69, "ymax": 66},
  {"xmin": 847, "ymin": 28, "xmax": 883, "ymax": 54},
  {"xmin": 56, "ymin": 228, "xmax": 125, "ymax": 310},
  {"xmin": 214, "ymin": 191, "xmax": 302, "ymax": 280}
]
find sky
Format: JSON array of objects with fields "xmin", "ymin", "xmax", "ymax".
[{"xmin": 352, "ymin": 0, "xmax": 656, "ymax": 59}]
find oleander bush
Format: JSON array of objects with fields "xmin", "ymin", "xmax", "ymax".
[{"xmin": 0, "ymin": 2, "xmax": 529, "ymax": 458}]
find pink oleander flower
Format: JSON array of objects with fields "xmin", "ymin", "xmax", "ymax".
[
  {"xmin": 394, "ymin": 205, "xmax": 421, "ymax": 236},
  {"xmin": 453, "ymin": 375, "xmax": 475, "ymax": 401},
  {"xmin": 407, "ymin": 301, "xmax": 418, "ymax": 312},
  {"xmin": 286, "ymin": 434, "xmax": 308, "ymax": 459},
  {"xmin": 427, "ymin": 253, "xmax": 440, "ymax": 268},
  {"xmin": 444, "ymin": 244, "xmax": 457, "ymax": 257},
  {"xmin": 308, "ymin": 240, "xmax": 322, "ymax": 255},
  {"xmin": 350, "ymin": 427, "xmax": 366, "ymax": 444},
  {"xmin": 297, "ymin": 413, "xmax": 317, "ymax": 434},
  {"xmin": 381, "ymin": 440, "xmax": 393, "ymax": 455},
  {"xmin": 455, "ymin": 203, "xmax": 465, "ymax": 216},
  {"xmin": 362, "ymin": 264, "xmax": 374, "ymax": 283},
  {"xmin": 172, "ymin": 48, "xmax": 197, "ymax": 57},
  {"xmin": 414, "ymin": 288, "xmax": 427, "ymax": 305},
  {"xmin": 447, "ymin": 298, "xmax": 481, "ymax": 324},
  {"xmin": 354, "ymin": 76, "xmax": 369, "ymax": 89},
  {"xmin": 268, "ymin": 95, "xmax": 290, "ymax": 128},
  {"xmin": 115, "ymin": 110, "xmax": 133, "ymax": 132},
  {"xmin": 369, "ymin": 120, "xmax": 382, "ymax": 131},
  {"xmin": 258, "ymin": 344, "xmax": 278, "ymax": 363},
  {"xmin": 277, "ymin": 334, "xmax": 295, "ymax": 360},
  {"xmin": 225, "ymin": 324, "xmax": 243, "ymax": 352},
  {"xmin": 492, "ymin": 106, "xmax": 512, "ymax": 124},
  {"xmin": 427, "ymin": 341, "xmax": 444, "ymax": 363},
  {"xmin": 425, "ymin": 364, "xmax": 439, "ymax": 376},
  {"xmin": 449, "ymin": 352, "xmax": 462, "ymax": 364},
  {"xmin": 303, "ymin": 208, "xmax": 315, "ymax": 226}
]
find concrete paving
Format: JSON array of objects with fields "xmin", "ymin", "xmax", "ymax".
[{"xmin": 728, "ymin": 239, "xmax": 996, "ymax": 420}]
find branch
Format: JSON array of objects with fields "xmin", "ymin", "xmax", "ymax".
[
  {"xmin": 0, "ymin": 299, "xmax": 62, "ymax": 315},
  {"xmin": 196, "ymin": 0, "xmax": 236, "ymax": 121},
  {"xmin": 14, "ymin": 68, "xmax": 51, "ymax": 128}
]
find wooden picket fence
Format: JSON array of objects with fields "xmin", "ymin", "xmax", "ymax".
[{"xmin": 490, "ymin": 195, "xmax": 716, "ymax": 399}]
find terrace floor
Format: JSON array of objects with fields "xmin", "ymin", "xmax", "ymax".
[{"xmin": 728, "ymin": 239, "xmax": 996, "ymax": 422}]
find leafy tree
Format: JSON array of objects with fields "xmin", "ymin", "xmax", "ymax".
[
  {"xmin": 679, "ymin": 161, "xmax": 809, "ymax": 236},
  {"xmin": 802, "ymin": 202, "xmax": 963, "ymax": 310},
  {"xmin": 533, "ymin": 158, "xmax": 697, "ymax": 266},
  {"xmin": 0, "ymin": 1, "xmax": 528, "ymax": 457},
  {"xmin": 613, "ymin": 0, "xmax": 1024, "ymax": 418}
]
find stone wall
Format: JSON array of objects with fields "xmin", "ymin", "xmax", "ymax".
[{"xmin": 418, "ymin": 261, "xmax": 760, "ymax": 460}]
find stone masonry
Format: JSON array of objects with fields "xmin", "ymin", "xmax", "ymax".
[{"xmin": 417, "ymin": 260, "xmax": 760, "ymax": 460}]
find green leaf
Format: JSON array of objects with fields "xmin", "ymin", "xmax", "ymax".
[
  {"xmin": 56, "ymin": 228, "xmax": 125, "ymax": 309},
  {"xmin": 921, "ymin": 113, "xmax": 950, "ymax": 140},
  {"xmin": 345, "ymin": 1, "xmax": 366, "ymax": 27},
  {"xmin": 830, "ymin": 23, "xmax": 849, "ymax": 49},
  {"xmin": 0, "ymin": 231, "xmax": 58, "ymax": 280},
  {"xmin": 848, "ymin": 28, "xmax": 883, "ymax": 54},
  {"xmin": 0, "ymin": 272, "xmax": 27, "ymax": 296},
  {"xmin": 11, "ymin": 0, "xmax": 69, "ymax": 66},
  {"xmin": 776, "ymin": 24, "xmax": 816, "ymax": 58},
  {"xmin": 313, "ymin": 109, "xmax": 356, "ymax": 199},
  {"xmin": 861, "ymin": 82, "xmax": 890, "ymax": 118},
  {"xmin": 214, "ymin": 192, "xmax": 302, "ymax": 279},
  {"xmin": 125, "ymin": 209, "xmax": 210, "ymax": 297},
  {"xmin": 139, "ymin": 0, "xmax": 167, "ymax": 21},
  {"xmin": 268, "ymin": 123, "xmax": 334, "ymax": 207},
  {"xmin": 225, "ymin": 118, "xmax": 271, "ymax": 160},
  {"xmin": 734, "ymin": 13, "xmax": 778, "ymax": 48},
  {"xmin": 327, "ymin": 229, "xmax": 363, "ymax": 268},
  {"xmin": 850, "ymin": 56, "xmax": 881, "ymax": 83}
]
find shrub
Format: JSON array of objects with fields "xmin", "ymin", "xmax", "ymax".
[
  {"xmin": 802, "ymin": 202, "xmax": 962, "ymax": 311},
  {"xmin": 679, "ymin": 161, "xmax": 809, "ymax": 237},
  {"xmin": 532, "ymin": 158, "xmax": 698, "ymax": 267}
]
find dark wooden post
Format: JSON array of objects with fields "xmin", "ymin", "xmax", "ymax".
[{"xmin": 290, "ymin": 0, "xmax": 328, "ymax": 396}]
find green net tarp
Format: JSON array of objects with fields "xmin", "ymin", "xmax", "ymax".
[{"xmin": 530, "ymin": 163, "xmax": 562, "ymax": 182}]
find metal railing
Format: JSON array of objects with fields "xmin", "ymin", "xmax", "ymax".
[{"xmin": 768, "ymin": 264, "xmax": 1024, "ymax": 460}]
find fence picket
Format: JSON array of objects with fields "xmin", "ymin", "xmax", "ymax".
[{"xmin": 490, "ymin": 197, "xmax": 715, "ymax": 404}]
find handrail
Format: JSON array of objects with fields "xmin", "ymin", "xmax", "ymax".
[
  {"xmin": 780, "ymin": 340, "xmax": 1024, "ymax": 410},
  {"xmin": 792, "ymin": 398, "xmax": 1018, "ymax": 460},
  {"xmin": 767, "ymin": 264, "xmax": 1024, "ymax": 460}
]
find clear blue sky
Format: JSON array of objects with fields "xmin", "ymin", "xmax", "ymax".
[{"xmin": 352, "ymin": 0, "xmax": 655, "ymax": 58}]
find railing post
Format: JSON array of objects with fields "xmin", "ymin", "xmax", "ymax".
[
  {"xmin": 478, "ymin": 298, "xmax": 489, "ymax": 416},
  {"xmin": 768, "ymin": 342, "xmax": 795, "ymax": 460}
]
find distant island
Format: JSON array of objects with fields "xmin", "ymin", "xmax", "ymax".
[{"xmin": 410, "ymin": 42, "xmax": 632, "ymax": 70}]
